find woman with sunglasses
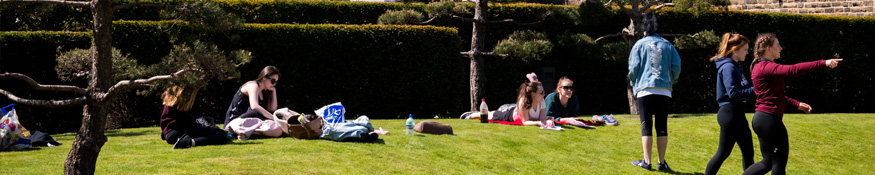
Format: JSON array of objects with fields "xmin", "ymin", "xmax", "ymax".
[
  {"xmin": 224, "ymin": 66, "xmax": 283, "ymax": 140},
  {"xmin": 544, "ymin": 76, "xmax": 585, "ymax": 125}
]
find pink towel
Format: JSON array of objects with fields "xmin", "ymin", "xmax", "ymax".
[{"xmin": 227, "ymin": 118, "xmax": 283, "ymax": 140}]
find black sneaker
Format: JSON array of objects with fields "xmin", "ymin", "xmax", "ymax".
[
  {"xmin": 657, "ymin": 162, "xmax": 671, "ymax": 172},
  {"xmin": 631, "ymin": 159, "xmax": 652, "ymax": 170},
  {"xmin": 172, "ymin": 134, "xmax": 193, "ymax": 149}
]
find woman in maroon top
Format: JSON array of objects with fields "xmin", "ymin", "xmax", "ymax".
[
  {"xmin": 742, "ymin": 33, "xmax": 842, "ymax": 175},
  {"xmin": 160, "ymin": 86, "xmax": 230, "ymax": 149}
]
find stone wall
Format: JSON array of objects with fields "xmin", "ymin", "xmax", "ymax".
[{"xmin": 729, "ymin": 0, "xmax": 875, "ymax": 16}]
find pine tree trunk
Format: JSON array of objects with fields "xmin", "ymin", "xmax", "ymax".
[
  {"xmin": 65, "ymin": 0, "xmax": 114, "ymax": 173},
  {"xmin": 468, "ymin": 0, "xmax": 488, "ymax": 111},
  {"xmin": 64, "ymin": 103, "xmax": 108, "ymax": 175},
  {"xmin": 625, "ymin": 17, "xmax": 642, "ymax": 115}
]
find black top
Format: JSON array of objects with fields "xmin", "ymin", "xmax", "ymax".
[{"xmin": 224, "ymin": 81, "xmax": 265, "ymax": 126}]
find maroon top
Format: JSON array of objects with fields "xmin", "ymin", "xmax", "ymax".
[
  {"xmin": 751, "ymin": 59, "xmax": 826, "ymax": 117},
  {"xmin": 160, "ymin": 105, "xmax": 193, "ymax": 136}
]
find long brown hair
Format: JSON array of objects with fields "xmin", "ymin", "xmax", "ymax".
[
  {"xmin": 751, "ymin": 33, "xmax": 777, "ymax": 71},
  {"xmin": 255, "ymin": 66, "xmax": 280, "ymax": 105},
  {"xmin": 162, "ymin": 86, "xmax": 198, "ymax": 112},
  {"xmin": 517, "ymin": 81, "xmax": 543, "ymax": 110},
  {"xmin": 710, "ymin": 33, "xmax": 749, "ymax": 62}
]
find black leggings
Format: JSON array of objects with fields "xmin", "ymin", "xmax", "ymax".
[
  {"xmin": 742, "ymin": 111, "xmax": 789, "ymax": 175},
  {"xmin": 637, "ymin": 95, "xmax": 671, "ymax": 137},
  {"xmin": 705, "ymin": 102, "xmax": 754, "ymax": 175},
  {"xmin": 163, "ymin": 121, "xmax": 230, "ymax": 147}
]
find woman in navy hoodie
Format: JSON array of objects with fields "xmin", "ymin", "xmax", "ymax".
[
  {"xmin": 742, "ymin": 33, "xmax": 842, "ymax": 175},
  {"xmin": 705, "ymin": 33, "xmax": 754, "ymax": 175}
]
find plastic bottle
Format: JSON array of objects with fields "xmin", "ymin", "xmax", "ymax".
[
  {"xmin": 479, "ymin": 99, "xmax": 489, "ymax": 123},
  {"xmin": 405, "ymin": 114, "xmax": 415, "ymax": 136}
]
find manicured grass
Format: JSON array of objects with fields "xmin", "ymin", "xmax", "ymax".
[{"xmin": 3, "ymin": 113, "xmax": 874, "ymax": 174}]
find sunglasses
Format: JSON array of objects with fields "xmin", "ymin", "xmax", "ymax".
[
  {"xmin": 268, "ymin": 77, "xmax": 277, "ymax": 84},
  {"xmin": 561, "ymin": 86, "xmax": 573, "ymax": 91}
]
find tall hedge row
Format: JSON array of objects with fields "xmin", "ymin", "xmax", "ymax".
[
  {"xmin": 2, "ymin": 1, "xmax": 875, "ymax": 133},
  {"xmin": 1, "ymin": 21, "xmax": 466, "ymax": 133},
  {"xmin": 655, "ymin": 9, "xmax": 875, "ymax": 114}
]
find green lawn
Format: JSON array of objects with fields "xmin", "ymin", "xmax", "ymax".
[{"xmin": 3, "ymin": 113, "xmax": 874, "ymax": 174}]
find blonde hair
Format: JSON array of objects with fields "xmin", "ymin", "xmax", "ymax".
[
  {"xmin": 710, "ymin": 33, "xmax": 749, "ymax": 62},
  {"xmin": 556, "ymin": 76, "xmax": 573, "ymax": 90},
  {"xmin": 162, "ymin": 86, "xmax": 198, "ymax": 112}
]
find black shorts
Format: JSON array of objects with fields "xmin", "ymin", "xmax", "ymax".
[{"xmin": 491, "ymin": 104, "xmax": 517, "ymax": 122}]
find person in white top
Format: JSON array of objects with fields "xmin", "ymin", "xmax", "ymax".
[{"xmin": 514, "ymin": 77, "xmax": 551, "ymax": 127}]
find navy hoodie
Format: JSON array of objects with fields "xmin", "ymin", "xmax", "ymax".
[{"xmin": 715, "ymin": 57, "xmax": 754, "ymax": 106}]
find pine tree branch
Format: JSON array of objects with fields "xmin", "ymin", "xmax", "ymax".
[
  {"xmin": 480, "ymin": 52, "xmax": 507, "ymax": 57},
  {"xmin": 639, "ymin": 0, "xmax": 661, "ymax": 12},
  {"xmin": 0, "ymin": 73, "xmax": 88, "ymax": 95},
  {"xmin": 104, "ymin": 69, "xmax": 192, "ymax": 99},
  {"xmin": 487, "ymin": 18, "xmax": 542, "ymax": 26},
  {"xmin": 113, "ymin": 1, "xmax": 166, "ymax": 11},
  {"xmin": 0, "ymin": 0, "xmax": 90, "ymax": 8},
  {"xmin": 0, "ymin": 89, "xmax": 86, "ymax": 108},
  {"xmin": 459, "ymin": 51, "xmax": 507, "ymax": 57},
  {"xmin": 452, "ymin": 15, "xmax": 476, "ymax": 23},
  {"xmin": 643, "ymin": 3, "xmax": 674, "ymax": 13},
  {"xmin": 595, "ymin": 32, "xmax": 633, "ymax": 43},
  {"xmin": 614, "ymin": 1, "xmax": 634, "ymax": 18},
  {"xmin": 419, "ymin": 16, "xmax": 440, "ymax": 25}
]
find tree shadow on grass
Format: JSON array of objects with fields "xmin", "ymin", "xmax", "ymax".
[
  {"xmin": 6, "ymin": 147, "xmax": 45, "ymax": 152},
  {"xmin": 669, "ymin": 114, "xmax": 710, "ymax": 119},
  {"xmin": 660, "ymin": 170, "xmax": 704, "ymax": 175},
  {"xmin": 227, "ymin": 141, "xmax": 263, "ymax": 145},
  {"xmin": 623, "ymin": 114, "xmax": 710, "ymax": 120},
  {"xmin": 331, "ymin": 138, "xmax": 386, "ymax": 145},
  {"xmin": 104, "ymin": 129, "xmax": 154, "ymax": 137}
]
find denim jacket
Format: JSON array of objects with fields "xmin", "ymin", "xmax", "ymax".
[{"xmin": 628, "ymin": 34, "xmax": 682, "ymax": 97}]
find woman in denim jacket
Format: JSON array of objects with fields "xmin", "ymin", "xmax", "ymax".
[{"xmin": 628, "ymin": 12, "xmax": 681, "ymax": 172}]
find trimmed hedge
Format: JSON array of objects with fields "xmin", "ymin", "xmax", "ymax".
[
  {"xmin": 655, "ymin": 9, "xmax": 875, "ymax": 114},
  {"xmin": 2, "ymin": 2, "xmax": 875, "ymax": 133},
  {"xmin": 1, "ymin": 22, "xmax": 466, "ymax": 133}
]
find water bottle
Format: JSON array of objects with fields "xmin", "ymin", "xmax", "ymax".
[
  {"xmin": 479, "ymin": 99, "xmax": 489, "ymax": 123},
  {"xmin": 405, "ymin": 114, "xmax": 415, "ymax": 136}
]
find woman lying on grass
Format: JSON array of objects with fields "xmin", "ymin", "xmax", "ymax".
[{"xmin": 461, "ymin": 73, "xmax": 555, "ymax": 128}]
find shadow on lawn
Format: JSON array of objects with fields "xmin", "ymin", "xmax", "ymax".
[
  {"xmin": 669, "ymin": 114, "xmax": 710, "ymax": 118},
  {"xmin": 105, "ymin": 129, "xmax": 153, "ymax": 137},
  {"xmin": 661, "ymin": 170, "xmax": 704, "ymax": 175},
  {"xmin": 622, "ymin": 114, "xmax": 710, "ymax": 120}
]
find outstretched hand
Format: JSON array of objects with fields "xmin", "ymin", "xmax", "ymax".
[
  {"xmin": 798, "ymin": 102, "xmax": 812, "ymax": 114},
  {"xmin": 826, "ymin": 59, "xmax": 843, "ymax": 69}
]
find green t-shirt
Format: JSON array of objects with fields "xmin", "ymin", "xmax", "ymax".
[{"xmin": 544, "ymin": 92, "xmax": 579, "ymax": 119}]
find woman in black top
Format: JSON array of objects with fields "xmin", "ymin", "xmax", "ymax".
[{"xmin": 224, "ymin": 66, "xmax": 282, "ymax": 139}]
